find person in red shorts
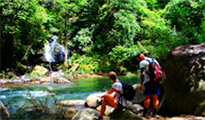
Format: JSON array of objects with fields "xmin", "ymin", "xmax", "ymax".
[{"xmin": 137, "ymin": 53, "xmax": 160, "ymax": 117}]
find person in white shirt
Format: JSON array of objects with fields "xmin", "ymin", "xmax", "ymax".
[
  {"xmin": 97, "ymin": 71, "xmax": 126, "ymax": 119},
  {"xmin": 137, "ymin": 53, "xmax": 160, "ymax": 117}
]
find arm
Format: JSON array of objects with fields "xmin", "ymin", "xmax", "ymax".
[
  {"xmin": 98, "ymin": 87, "xmax": 116, "ymax": 98},
  {"xmin": 99, "ymin": 88, "xmax": 116, "ymax": 98},
  {"xmin": 107, "ymin": 88, "xmax": 116, "ymax": 94},
  {"xmin": 140, "ymin": 68, "xmax": 145, "ymax": 90}
]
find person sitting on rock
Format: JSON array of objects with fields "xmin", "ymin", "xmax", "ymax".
[{"xmin": 96, "ymin": 71, "xmax": 127, "ymax": 119}]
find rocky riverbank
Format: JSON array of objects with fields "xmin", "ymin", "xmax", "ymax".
[
  {"xmin": 56, "ymin": 92, "xmax": 204, "ymax": 120},
  {"xmin": 0, "ymin": 72, "xmax": 71, "ymax": 87},
  {"xmin": 1, "ymin": 73, "xmax": 204, "ymax": 120}
]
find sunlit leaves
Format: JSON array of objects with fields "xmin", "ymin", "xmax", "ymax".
[
  {"xmin": 164, "ymin": 0, "xmax": 204, "ymax": 44},
  {"xmin": 35, "ymin": 6, "xmax": 47, "ymax": 23},
  {"xmin": 108, "ymin": 10, "xmax": 140, "ymax": 47},
  {"xmin": 109, "ymin": 43, "xmax": 148, "ymax": 63},
  {"xmin": 71, "ymin": 28, "xmax": 92, "ymax": 53}
]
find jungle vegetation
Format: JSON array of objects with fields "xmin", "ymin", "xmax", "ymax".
[{"xmin": 0, "ymin": 0, "xmax": 204, "ymax": 75}]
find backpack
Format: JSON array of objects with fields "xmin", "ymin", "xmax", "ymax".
[
  {"xmin": 145, "ymin": 58, "xmax": 163, "ymax": 82},
  {"xmin": 118, "ymin": 81, "xmax": 135, "ymax": 101}
]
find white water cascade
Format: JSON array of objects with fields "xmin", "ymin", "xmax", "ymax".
[{"xmin": 44, "ymin": 35, "xmax": 69, "ymax": 62}]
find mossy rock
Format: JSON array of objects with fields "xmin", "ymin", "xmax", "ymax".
[
  {"xmin": 31, "ymin": 65, "xmax": 48, "ymax": 76},
  {"xmin": 110, "ymin": 109, "xmax": 144, "ymax": 120}
]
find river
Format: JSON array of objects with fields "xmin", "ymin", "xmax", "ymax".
[{"xmin": 0, "ymin": 75, "xmax": 139, "ymax": 119}]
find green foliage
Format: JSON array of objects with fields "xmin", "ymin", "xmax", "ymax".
[
  {"xmin": 66, "ymin": 53, "xmax": 101, "ymax": 74},
  {"xmin": 0, "ymin": 71, "xmax": 7, "ymax": 79},
  {"xmin": 1, "ymin": 0, "xmax": 47, "ymax": 68},
  {"xmin": 139, "ymin": 7, "xmax": 172, "ymax": 59},
  {"xmin": 145, "ymin": 0, "xmax": 157, "ymax": 10},
  {"xmin": 108, "ymin": 10, "xmax": 140, "ymax": 47},
  {"xmin": 108, "ymin": 43, "xmax": 150, "ymax": 73},
  {"xmin": 1, "ymin": 0, "xmax": 204, "ymax": 74},
  {"xmin": 145, "ymin": 0, "xmax": 170, "ymax": 9},
  {"xmin": 69, "ymin": 28, "xmax": 92, "ymax": 53},
  {"xmin": 164, "ymin": 0, "xmax": 204, "ymax": 44}
]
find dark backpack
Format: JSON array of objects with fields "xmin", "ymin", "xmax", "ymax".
[
  {"xmin": 119, "ymin": 81, "xmax": 135, "ymax": 101},
  {"xmin": 145, "ymin": 58, "xmax": 163, "ymax": 82}
]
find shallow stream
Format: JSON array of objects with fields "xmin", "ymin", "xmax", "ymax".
[{"xmin": 0, "ymin": 75, "xmax": 140, "ymax": 119}]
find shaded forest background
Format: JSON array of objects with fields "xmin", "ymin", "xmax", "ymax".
[{"xmin": 0, "ymin": 0, "xmax": 204, "ymax": 75}]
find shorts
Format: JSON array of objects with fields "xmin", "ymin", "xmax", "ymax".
[{"xmin": 144, "ymin": 81, "xmax": 160, "ymax": 95}]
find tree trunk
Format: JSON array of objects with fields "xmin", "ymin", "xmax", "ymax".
[
  {"xmin": 21, "ymin": 44, "xmax": 32, "ymax": 61},
  {"xmin": 64, "ymin": 11, "xmax": 68, "ymax": 66}
]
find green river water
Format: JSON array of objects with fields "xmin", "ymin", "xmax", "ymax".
[{"xmin": 0, "ymin": 75, "xmax": 140, "ymax": 119}]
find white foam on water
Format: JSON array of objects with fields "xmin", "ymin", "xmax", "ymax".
[{"xmin": 0, "ymin": 95, "xmax": 6, "ymax": 99}]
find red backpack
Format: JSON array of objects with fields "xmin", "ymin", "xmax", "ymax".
[{"xmin": 145, "ymin": 58, "xmax": 163, "ymax": 82}]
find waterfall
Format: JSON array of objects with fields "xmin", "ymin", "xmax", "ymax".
[{"xmin": 44, "ymin": 35, "xmax": 69, "ymax": 62}]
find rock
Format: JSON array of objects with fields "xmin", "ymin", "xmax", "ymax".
[
  {"xmin": 0, "ymin": 79, "xmax": 7, "ymax": 84},
  {"xmin": 49, "ymin": 71, "xmax": 65, "ymax": 77},
  {"xmin": 55, "ymin": 106, "xmax": 77, "ymax": 119},
  {"xmin": 72, "ymin": 108, "xmax": 100, "ymax": 120},
  {"xmin": 7, "ymin": 79, "xmax": 22, "ymax": 84},
  {"xmin": 64, "ymin": 108, "xmax": 77, "ymax": 119},
  {"xmin": 164, "ymin": 44, "xmax": 205, "ymax": 115},
  {"xmin": 58, "ymin": 100, "xmax": 85, "ymax": 106},
  {"xmin": 96, "ymin": 105, "xmax": 115, "ymax": 115},
  {"xmin": 126, "ymin": 101, "xmax": 144, "ymax": 114},
  {"xmin": 110, "ymin": 109, "xmax": 144, "ymax": 120},
  {"xmin": 39, "ymin": 77, "xmax": 49, "ymax": 83},
  {"xmin": 168, "ymin": 115, "xmax": 205, "ymax": 120},
  {"xmin": 52, "ymin": 77, "xmax": 71, "ymax": 84},
  {"xmin": 132, "ymin": 84, "xmax": 144, "ymax": 104},
  {"xmin": 95, "ymin": 101, "xmax": 144, "ymax": 116},
  {"xmin": 85, "ymin": 92, "xmax": 106, "ymax": 108},
  {"xmin": 19, "ymin": 75, "xmax": 33, "ymax": 83},
  {"xmin": 0, "ymin": 100, "xmax": 10, "ymax": 119},
  {"xmin": 31, "ymin": 65, "xmax": 48, "ymax": 76},
  {"xmin": 0, "ymin": 87, "xmax": 9, "ymax": 92}
]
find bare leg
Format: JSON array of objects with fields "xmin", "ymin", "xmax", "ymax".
[{"xmin": 99, "ymin": 94, "xmax": 118, "ymax": 118}]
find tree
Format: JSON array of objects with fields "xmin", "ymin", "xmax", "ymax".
[
  {"xmin": 0, "ymin": 0, "xmax": 47, "ymax": 69},
  {"xmin": 164, "ymin": 0, "xmax": 204, "ymax": 44}
]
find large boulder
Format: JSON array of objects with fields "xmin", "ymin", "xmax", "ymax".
[
  {"xmin": 58, "ymin": 100, "xmax": 85, "ymax": 107},
  {"xmin": 163, "ymin": 44, "xmax": 205, "ymax": 115},
  {"xmin": 85, "ymin": 92, "xmax": 106, "ymax": 108}
]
